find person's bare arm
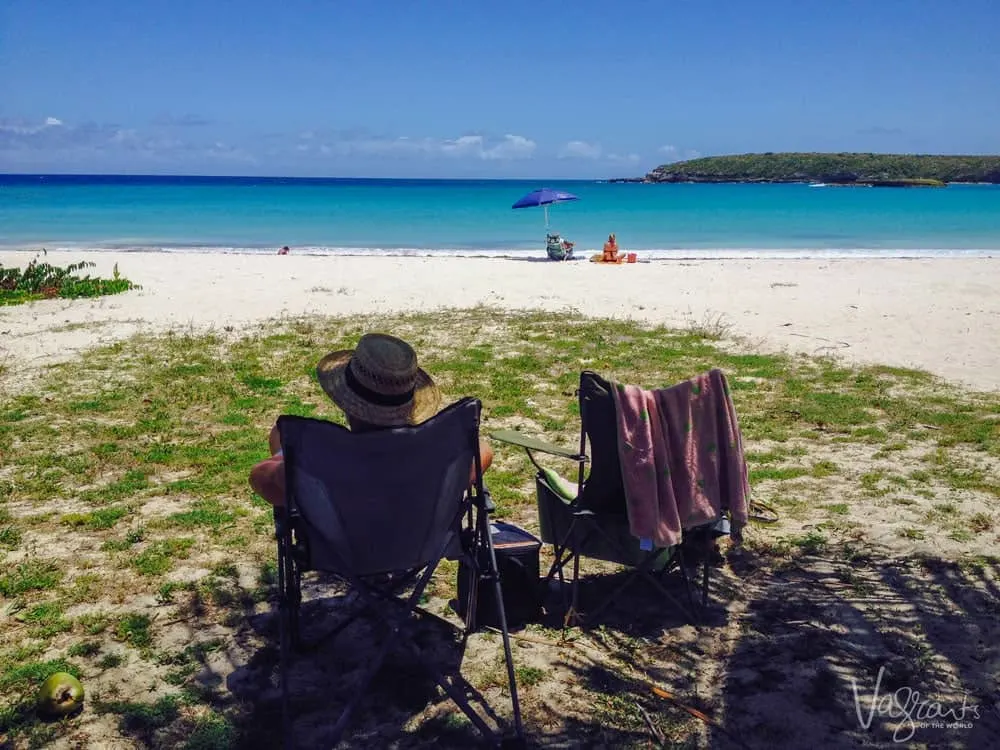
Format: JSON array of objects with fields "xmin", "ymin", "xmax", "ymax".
[
  {"xmin": 249, "ymin": 423, "xmax": 286, "ymax": 506},
  {"xmin": 474, "ymin": 437, "xmax": 494, "ymax": 481},
  {"xmin": 249, "ymin": 455, "xmax": 285, "ymax": 506}
]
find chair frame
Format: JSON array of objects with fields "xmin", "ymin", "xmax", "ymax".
[
  {"xmin": 273, "ymin": 398, "xmax": 524, "ymax": 747},
  {"xmin": 536, "ymin": 471, "xmax": 700, "ymax": 626},
  {"xmin": 492, "ymin": 371, "xmax": 725, "ymax": 626}
]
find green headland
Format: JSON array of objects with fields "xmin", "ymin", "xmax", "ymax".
[{"xmin": 621, "ymin": 153, "xmax": 1000, "ymax": 186}]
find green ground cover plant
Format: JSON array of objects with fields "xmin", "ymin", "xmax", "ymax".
[
  {"xmin": 0, "ymin": 308, "xmax": 997, "ymax": 747},
  {"xmin": 0, "ymin": 252, "xmax": 139, "ymax": 306}
]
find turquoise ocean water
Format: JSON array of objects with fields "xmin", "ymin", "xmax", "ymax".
[{"xmin": 1, "ymin": 175, "xmax": 998, "ymax": 258}]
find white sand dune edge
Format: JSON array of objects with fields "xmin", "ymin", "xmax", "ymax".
[{"xmin": 1, "ymin": 251, "xmax": 998, "ymax": 391}]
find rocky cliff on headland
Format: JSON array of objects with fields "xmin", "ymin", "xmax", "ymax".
[{"xmin": 630, "ymin": 153, "xmax": 1000, "ymax": 186}]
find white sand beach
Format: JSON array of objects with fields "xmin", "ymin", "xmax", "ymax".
[{"xmin": 2, "ymin": 251, "xmax": 999, "ymax": 391}]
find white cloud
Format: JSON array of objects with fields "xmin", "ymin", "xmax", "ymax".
[
  {"xmin": 0, "ymin": 116, "xmax": 64, "ymax": 136},
  {"xmin": 558, "ymin": 140, "xmax": 603, "ymax": 159},
  {"xmin": 606, "ymin": 153, "xmax": 640, "ymax": 164},
  {"xmin": 303, "ymin": 132, "xmax": 536, "ymax": 161},
  {"xmin": 558, "ymin": 141, "xmax": 640, "ymax": 165},
  {"xmin": 656, "ymin": 145, "xmax": 700, "ymax": 163},
  {"xmin": 483, "ymin": 134, "xmax": 536, "ymax": 160},
  {"xmin": 439, "ymin": 134, "xmax": 485, "ymax": 156},
  {"xmin": 0, "ymin": 116, "xmax": 255, "ymax": 165},
  {"xmin": 152, "ymin": 113, "xmax": 211, "ymax": 128}
]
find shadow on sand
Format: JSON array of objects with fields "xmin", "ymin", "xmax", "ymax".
[{"xmin": 146, "ymin": 547, "xmax": 997, "ymax": 749}]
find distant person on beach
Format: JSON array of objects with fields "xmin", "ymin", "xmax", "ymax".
[
  {"xmin": 278, "ymin": 246, "xmax": 290, "ymax": 255},
  {"xmin": 546, "ymin": 232, "xmax": 575, "ymax": 261},
  {"xmin": 602, "ymin": 234, "xmax": 623, "ymax": 263},
  {"xmin": 248, "ymin": 333, "xmax": 493, "ymax": 506}
]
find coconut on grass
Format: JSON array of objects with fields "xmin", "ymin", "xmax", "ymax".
[{"xmin": 37, "ymin": 672, "xmax": 85, "ymax": 718}]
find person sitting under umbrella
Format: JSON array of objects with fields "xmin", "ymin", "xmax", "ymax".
[{"xmin": 546, "ymin": 232, "xmax": 575, "ymax": 261}]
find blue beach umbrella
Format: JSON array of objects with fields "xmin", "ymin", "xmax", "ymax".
[{"xmin": 511, "ymin": 188, "xmax": 580, "ymax": 229}]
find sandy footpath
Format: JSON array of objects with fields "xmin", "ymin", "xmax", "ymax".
[{"xmin": 1, "ymin": 251, "xmax": 998, "ymax": 390}]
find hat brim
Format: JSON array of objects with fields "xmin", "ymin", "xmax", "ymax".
[{"xmin": 316, "ymin": 349, "xmax": 441, "ymax": 426}]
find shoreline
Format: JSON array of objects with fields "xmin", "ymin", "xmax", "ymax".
[
  {"xmin": 3, "ymin": 250, "xmax": 999, "ymax": 391},
  {"xmin": 2, "ymin": 245, "xmax": 998, "ymax": 260}
]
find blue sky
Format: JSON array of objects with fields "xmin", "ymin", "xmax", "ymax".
[{"xmin": 2, "ymin": 0, "xmax": 998, "ymax": 178}]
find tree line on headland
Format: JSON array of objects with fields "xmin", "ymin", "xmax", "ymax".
[{"xmin": 613, "ymin": 153, "xmax": 1000, "ymax": 186}]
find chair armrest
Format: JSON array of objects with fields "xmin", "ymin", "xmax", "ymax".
[{"xmin": 489, "ymin": 429, "xmax": 586, "ymax": 461}]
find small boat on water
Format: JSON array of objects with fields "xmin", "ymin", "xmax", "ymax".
[{"xmin": 809, "ymin": 182, "xmax": 827, "ymax": 188}]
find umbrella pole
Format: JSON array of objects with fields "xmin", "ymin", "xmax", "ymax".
[{"xmin": 544, "ymin": 204, "xmax": 549, "ymax": 229}]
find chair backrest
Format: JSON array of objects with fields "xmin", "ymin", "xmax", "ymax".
[
  {"xmin": 577, "ymin": 371, "xmax": 627, "ymax": 514},
  {"xmin": 278, "ymin": 398, "xmax": 481, "ymax": 576}
]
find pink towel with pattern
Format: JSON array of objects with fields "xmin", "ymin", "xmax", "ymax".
[{"xmin": 611, "ymin": 369, "xmax": 749, "ymax": 548}]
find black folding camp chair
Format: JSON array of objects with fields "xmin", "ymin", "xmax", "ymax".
[
  {"xmin": 492, "ymin": 371, "xmax": 733, "ymax": 626},
  {"xmin": 273, "ymin": 397, "xmax": 524, "ymax": 748}
]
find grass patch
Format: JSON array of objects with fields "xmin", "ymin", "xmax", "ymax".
[
  {"xmin": 167, "ymin": 500, "xmax": 239, "ymax": 529},
  {"xmin": 115, "ymin": 613, "xmax": 154, "ymax": 649},
  {"xmin": 2, "ymin": 308, "xmax": 1000, "ymax": 747},
  {"xmin": 789, "ymin": 531, "xmax": 828, "ymax": 555},
  {"xmin": 61, "ymin": 505, "xmax": 129, "ymax": 530},
  {"xmin": 18, "ymin": 601, "xmax": 72, "ymax": 638},
  {"xmin": 132, "ymin": 538, "xmax": 196, "ymax": 576},
  {"xmin": 77, "ymin": 611, "xmax": 112, "ymax": 635},
  {"xmin": 516, "ymin": 665, "xmax": 546, "ymax": 687},
  {"xmin": 67, "ymin": 640, "xmax": 102, "ymax": 657},
  {"xmin": 101, "ymin": 694, "xmax": 181, "ymax": 739},
  {"xmin": 811, "ymin": 460, "xmax": 839, "ymax": 478},
  {"xmin": 0, "ymin": 524, "xmax": 22, "ymax": 550},
  {"xmin": 750, "ymin": 466, "xmax": 809, "ymax": 482},
  {"xmin": 969, "ymin": 513, "xmax": 993, "ymax": 533},
  {"xmin": 98, "ymin": 652, "xmax": 126, "ymax": 669},
  {"xmin": 0, "ymin": 559, "xmax": 63, "ymax": 597},
  {"xmin": 183, "ymin": 713, "xmax": 237, "ymax": 749}
]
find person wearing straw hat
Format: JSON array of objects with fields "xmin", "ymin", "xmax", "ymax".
[{"xmin": 249, "ymin": 333, "xmax": 494, "ymax": 506}]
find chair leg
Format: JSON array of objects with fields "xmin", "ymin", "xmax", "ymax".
[
  {"xmin": 702, "ymin": 537, "xmax": 711, "ymax": 608},
  {"xmin": 672, "ymin": 546, "xmax": 701, "ymax": 625},
  {"xmin": 479, "ymin": 506, "xmax": 525, "ymax": 741},
  {"xmin": 568, "ymin": 535, "xmax": 582, "ymax": 627},
  {"xmin": 574, "ymin": 534, "xmax": 700, "ymax": 627},
  {"xmin": 290, "ymin": 559, "xmax": 302, "ymax": 649},
  {"xmin": 275, "ymin": 533, "xmax": 294, "ymax": 748},
  {"xmin": 563, "ymin": 522, "xmax": 592, "ymax": 628},
  {"xmin": 413, "ymin": 645, "xmax": 499, "ymax": 740},
  {"xmin": 327, "ymin": 563, "xmax": 443, "ymax": 744},
  {"xmin": 326, "ymin": 620, "xmax": 399, "ymax": 746},
  {"xmin": 279, "ymin": 602, "xmax": 292, "ymax": 749},
  {"xmin": 542, "ymin": 520, "xmax": 583, "ymax": 625},
  {"xmin": 544, "ymin": 518, "xmax": 580, "ymax": 586}
]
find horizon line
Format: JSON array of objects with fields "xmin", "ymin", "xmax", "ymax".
[{"xmin": 0, "ymin": 172, "xmax": 634, "ymax": 182}]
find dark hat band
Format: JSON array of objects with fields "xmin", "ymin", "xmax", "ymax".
[{"xmin": 345, "ymin": 361, "xmax": 414, "ymax": 407}]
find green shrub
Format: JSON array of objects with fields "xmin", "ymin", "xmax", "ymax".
[{"xmin": 0, "ymin": 251, "xmax": 139, "ymax": 306}]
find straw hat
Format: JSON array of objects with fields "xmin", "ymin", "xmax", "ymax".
[{"xmin": 316, "ymin": 333, "xmax": 441, "ymax": 426}]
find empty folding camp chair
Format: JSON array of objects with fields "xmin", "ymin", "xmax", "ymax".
[
  {"xmin": 491, "ymin": 371, "xmax": 735, "ymax": 626},
  {"xmin": 273, "ymin": 398, "xmax": 524, "ymax": 748}
]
